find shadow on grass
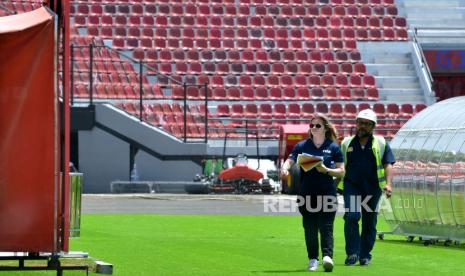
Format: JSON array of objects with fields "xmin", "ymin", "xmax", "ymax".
[
  {"xmin": 377, "ymin": 238, "xmax": 465, "ymax": 251},
  {"xmin": 251, "ymin": 269, "xmax": 308, "ymax": 273},
  {"xmin": 252, "ymin": 264, "xmax": 349, "ymax": 273}
]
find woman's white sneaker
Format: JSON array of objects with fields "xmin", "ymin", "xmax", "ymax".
[
  {"xmin": 308, "ymin": 259, "xmax": 319, "ymax": 271},
  {"xmin": 322, "ymin": 256, "xmax": 334, "ymax": 272}
]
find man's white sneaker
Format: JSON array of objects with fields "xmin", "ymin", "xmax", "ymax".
[
  {"xmin": 322, "ymin": 256, "xmax": 334, "ymax": 272},
  {"xmin": 308, "ymin": 259, "xmax": 319, "ymax": 271}
]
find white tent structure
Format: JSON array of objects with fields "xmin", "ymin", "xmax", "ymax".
[{"xmin": 381, "ymin": 96, "xmax": 465, "ymax": 243}]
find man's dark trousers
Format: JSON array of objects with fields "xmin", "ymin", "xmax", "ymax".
[{"xmin": 343, "ymin": 183, "xmax": 382, "ymax": 259}]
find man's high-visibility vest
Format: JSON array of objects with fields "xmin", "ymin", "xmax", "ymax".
[{"xmin": 340, "ymin": 135, "xmax": 387, "ymax": 188}]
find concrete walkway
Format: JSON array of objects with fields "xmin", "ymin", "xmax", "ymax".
[{"xmin": 82, "ymin": 194, "xmax": 346, "ymax": 216}]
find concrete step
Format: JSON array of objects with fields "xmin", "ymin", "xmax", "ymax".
[
  {"xmin": 379, "ymin": 83, "xmax": 421, "ymax": 89},
  {"xmin": 407, "ymin": 19, "xmax": 465, "ymax": 28},
  {"xmin": 417, "ymin": 37, "xmax": 465, "ymax": 44},
  {"xmin": 372, "ymin": 56, "xmax": 412, "ymax": 64},
  {"xmin": 363, "ymin": 56, "xmax": 411, "ymax": 63},
  {"xmin": 378, "ymin": 88, "xmax": 423, "ymax": 95},
  {"xmin": 363, "ymin": 52, "xmax": 411, "ymax": 57},
  {"xmin": 375, "ymin": 76, "xmax": 420, "ymax": 88},
  {"xmin": 368, "ymin": 67, "xmax": 416, "ymax": 77},
  {"xmin": 365, "ymin": 64, "xmax": 415, "ymax": 71},
  {"xmin": 382, "ymin": 95, "xmax": 426, "ymax": 102},
  {"xmin": 378, "ymin": 88, "xmax": 425, "ymax": 102},
  {"xmin": 403, "ymin": 8, "xmax": 465, "ymax": 14},
  {"xmin": 356, "ymin": 41, "xmax": 411, "ymax": 54},
  {"xmin": 400, "ymin": 1, "xmax": 463, "ymax": 8},
  {"xmin": 381, "ymin": 96, "xmax": 425, "ymax": 103},
  {"xmin": 406, "ymin": 13, "xmax": 464, "ymax": 20},
  {"xmin": 357, "ymin": 40, "xmax": 426, "ymax": 102},
  {"xmin": 407, "ymin": 18, "xmax": 465, "ymax": 25}
]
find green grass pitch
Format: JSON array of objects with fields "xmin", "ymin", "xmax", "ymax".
[{"xmin": 1, "ymin": 214, "xmax": 464, "ymax": 275}]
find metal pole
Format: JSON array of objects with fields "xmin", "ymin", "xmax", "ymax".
[
  {"xmin": 183, "ymin": 83, "xmax": 187, "ymax": 143},
  {"xmin": 89, "ymin": 43, "xmax": 93, "ymax": 106},
  {"xmin": 204, "ymin": 83, "xmax": 208, "ymax": 143},
  {"xmin": 139, "ymin": 61, "xmax": 143, "ymax": 121},
  {"xmin": 255, "ymin": 130, "xmax": 260, "ymax": 168},
  {"xmin": 70, "ymin": 44, "xmax": 74, "ymax": 106},
  {"xmin": 129, "ymin": 145, "xmax": 137, "ymax": 182},
  {"xmin": 245, "ymin": 120, "xmax": 249, "ymax": 146}
]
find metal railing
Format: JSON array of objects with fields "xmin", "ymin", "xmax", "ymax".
[
  {"xmin": 67, "ymin": 43, "xmax": 409, "ymax": 143},
  {"xmin": 411, "ymin": 28, "xmax": 436, "ymax": 104},
  {"xmin": 412, "ymin": 29, "xmax": 434, "ymax": 88},
  {"xmin": 69, "ymin": 43, "xmax": 212, "ymax": 143},
  {"xmin": 70, "ymin": 43, "xmax": 182, "ymax": 106}
]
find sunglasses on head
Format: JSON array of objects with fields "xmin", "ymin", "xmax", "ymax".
[{"xmin": 310, "ymin": 124, "xmax": 323, "ymax": 129}]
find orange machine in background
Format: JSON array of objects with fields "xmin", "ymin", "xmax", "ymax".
[{"xmin": 278, "ymin": 124, "xmax": 309, "ymax": 194}]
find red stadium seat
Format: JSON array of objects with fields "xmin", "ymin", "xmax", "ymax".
[
  {"xmin": 273, "ymin": 104, "xmax": 287, "ymax": 123},
  {"xmin": 295, "ymin": 75, "xmax": 307, "ymax": 87},
  {"xmin": 309, "ymin": 76, "xmax": 321, "ymax": 87},
  {"xmin": 386, "ymin": 6, "xmax": 398, "ymax": 16},
  {"xmin": 259, "ymin": 103, "xmax": 273, "ymax": 121},
  {"xmin": 216, "ymin": 104, "xmax": 230, "ymax": 117},
  {"xmin": 296, "ymin": 88, "xmax": 310, "ymax": 100},
  {"xmin": 373, "ymin": 103, "xmax": 387, "ymax": 118},
  {"xmin": 223, "ymin": 75, "xmax": 236, "ymax": 87},
  {"xmin": 369, "ymin": 16, "xmax": 381, "ymax": 29},
  {"xmin": 358, "ymin": 103, "xmax": 371, "ymax": 112},
  {"xmin": 366, "ymin": 88, "xmax": 379, "ymax": 100},
  {"xmin": 255, "ymin": 87, "xmax": 268, "ymax": 100},
  {"xmin": 387, "ymin": 103, "xmax": 400, "ymax": 118},
  {"xmin": 400, "ymin": 104, "xmax": 413, "ymax": 118},
  {"xmin": 311, "ymin": 88, "xmax": 324, "ymax": 99},
  {"xmin": 231, "ymin": 63, "xmax": 243, "ymax": 74},
  {"xmin": 302, "ymin": 103, "xmax": 315, "ymax": 119},
  {"xmin": 415, "ymin": 103, "xmax": 427, "ymax": 113},
  {"xmin": 269, "ymin": 87, "xmax": 282, "ymax": 100},
  {"xmin": 245, "ymin": 104, "xmax": 258, "ymax": 118},
  {"xmin": 321, "ymin": 75, "xmax": 335, "ymax": 87},
  {"xmin": 344, "ymin": 103, "xmax": 357, "ymax": 119},
  {"xmin": 330, "ymin": 103, "xmax": 344, "ymax": 118},
  {"xmin": 339, "ymin": 88, "xmax": 351, "ymax": 100},
  {"xmin": 316, "ymin": 103, "xmax": 329, "ymax": 114},
  {"xmin": 231, "ymin": 105, "xmax": 244, "ymax": 124},
  {"xmin": 287, "ymin": 103, "xmax": 301, "ymax": 123},
  {"xmin": 227, "ymin": 88, "xmax": 241, "ymax": 100},
  {"xmin": 356, "ymin": 29, "xmax": 368, "ymax": 40},
  {"xmin": 336, "ymin": 74, "xmax": 349, "ymax": 87},
  {"xmin": 280, "ymin": 75, "xmax": 293, "ymax": 87},
  {"xmin": 213, "ymin": 88, "xmax": 226, "ymax": 100},
  {"xmin": 363, "ymin": 75, "xmax": 376, "ymax": 87},
  {"xmin": 258, "ymin": 64, "xmax": 271, "ymax": 75},
  {"xmin": 396, "ymin": 29, "xmax": 408, "ymax": 40},
  {"xmin": 253, "ymin": 75, "xmax": 266, "ymax": 87},
  {"xmin": 325, "ymin": 88, "xmax": 338, "ymax": 100},
  {"xmin": 350, "ymin": 75, "xmax": 362, "ymax": 87},
  {"xmin": 283, "ymin": 87, "xmax": 295, "ymax": 99}
]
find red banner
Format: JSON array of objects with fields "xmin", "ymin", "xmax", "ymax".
[{"xmin": 0, "ymin": 7, "xmax": 59, "ymax": 252}]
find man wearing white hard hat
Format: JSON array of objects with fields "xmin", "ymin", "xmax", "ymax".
[{"xmin": 339, "ymin": 109, "xmax": 395, "ymax": 266}]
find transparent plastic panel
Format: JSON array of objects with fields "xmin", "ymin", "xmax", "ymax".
[
  {"xmin": 389, "ymin": 131, "xmax": 409, "ymax": 223},
  {"xmin": 410, "ymin": 131, "xmax": 430, "ymax": 223},
  {"xmin": 435, "ymin": 130, "xmax": 459, "ymax": 225},
  {"xmin": 452, "ymin": 132, "xmax": 465, "ymax": 226},
  {"xmin": 397, "ymin": 131, "xmax": 419, "ymax": 222},
  {"xmin": 421, "ymin": 130, "xmax": 444, "ymax": 225}
]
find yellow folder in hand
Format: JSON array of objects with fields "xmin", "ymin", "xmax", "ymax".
[{"xmin": 297, "ymin": 153, "xmax": 323, "ymax": 172}]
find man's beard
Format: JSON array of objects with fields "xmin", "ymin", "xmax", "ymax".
[{"xmin": 356, "ymin": 129, "xmax": 371, "ymax": 138}]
